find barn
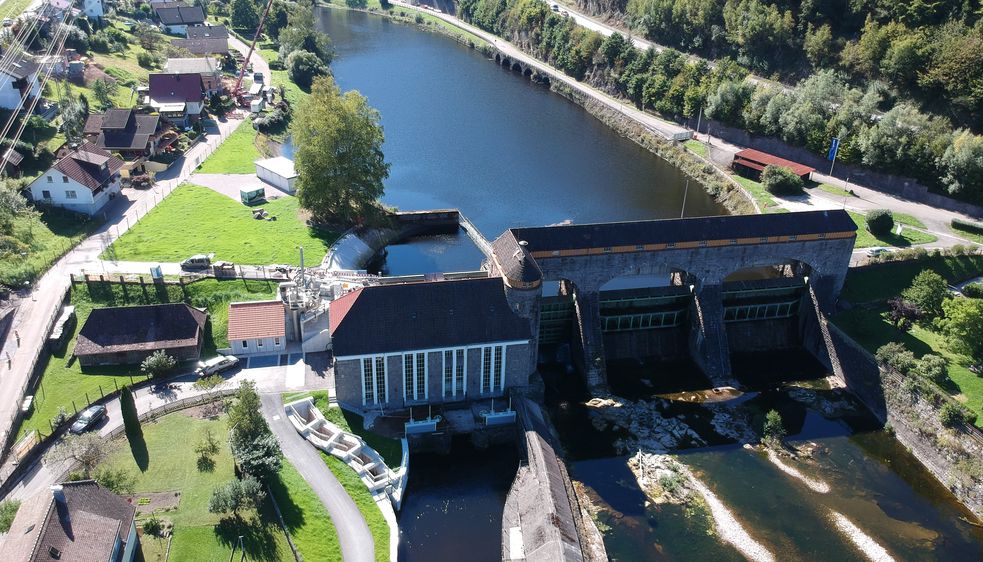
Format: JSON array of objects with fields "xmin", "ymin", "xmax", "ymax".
[{"xmin": 255, "ymin": 156, "xmax": 298, "ymax": 194}]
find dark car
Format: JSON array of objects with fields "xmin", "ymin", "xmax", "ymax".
[{"xmin": 69, "ymin": 404, "xmax": 107, "ymax": 434}]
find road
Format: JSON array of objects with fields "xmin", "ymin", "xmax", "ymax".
[{"xmin": 261, "ymin": 393, "xmax": 375, "ymax": 562}]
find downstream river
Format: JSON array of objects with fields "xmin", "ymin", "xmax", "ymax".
[{"xmin": 311, "ymin": 7, "xmax": 724, "ymax": 276}]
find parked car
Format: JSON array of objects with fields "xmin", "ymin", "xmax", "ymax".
[
  {"xmin": 253, "ymin": 72, "xmax": 265, "ymax": 84},
  {"xmin": 195, "ymin": 355, "xmax": 240, "ymax": 377},
  {"xmin": 181, "ymin": 254, "xmax": 214, "ymax": 269},
  {"xmin": 866, "ymin": 247, "xmax": 890, "ymax": 258},
  {"xmin": 69, "ymin": 404, "xmax": 107, "ymax": 434}
]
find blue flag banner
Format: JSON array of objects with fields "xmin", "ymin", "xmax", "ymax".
[{"xmin": 827, "ymin": 137, "xmax": 840, "ymax": 161}]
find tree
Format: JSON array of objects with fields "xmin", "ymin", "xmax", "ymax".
[
  {"xmin": 939, "ymin": 403, "xmax": 964, "ymax": 428},
  {"xmin": 119, "ymin": 386, "xmax": 142, "ymax": 443},
  {"xmin": 939, "ymin": 130, "xmax": 983, "ymax": 202},
  {"xmin": 876, "ymin": 342, "xmax": 916, "ymax": 374},
  {"xmin": 44, "ymin": 433, "xmax": 107, "ymax": 477},
  {"xmin": 227, "ymin": 380, "xmax": 267, "ymax": 448},
  {"xmin": 760, "ymin": 165, "xmax": 803, "ymax": 195},
  {"xmin": 762, "ymin": 409, "xmax": 785, "ymax": 446},
  {"xmin": 901, "ymin": 270, "xmax": 948, "ymax": 319},
  {"xmin": 266, "ymin": 0, "xmax": 289, "ymax": 39},
  {"xmin": 916, "ymin": 354, "xmax": 948, "ymax": 385},
  {"xmin": 939, "ymin": 297, "xmax": 983, "ymax": 360},
  {"xmin": 230, "ymin": 0, "xmax": 259, "ymax": 30},
  {"xmin": 141, "ymin": 350, "xmax": 176, "ymax": 379},
  {"xmin": 887, "ymin": 296, "xmax": 918, "ymax": 331},
  {"xmin": 803, "ymin": 23, "xmax": 834, "ymax": 68},
  {"xmin": 91, "ymin": 78, "xmax": 119, "ymax": 109},
  {"xmin": 278, "ymin": 0, "xmax": 332, "ymax": 64},
  {"xmin": 286, "ymin": 49, "xmax": 329, "ymax": 89},
  {"xmin": 58, "ymin": 88, "xmax": 87, "ymax": 145},
  {"xmin": 292, "ymin": 76, "xmax": 389, "ymax": 225},
  {"xmin": 208, "ymin": 477, "xmax": 265, "ymax": 517},
  {"xmin": 233, "ymin": 433, "xmax": 282, "ymax": 481},
  {"xmin": 93, "ymin": 467, "xmax": 136, "ymax": 495},
  {"xmin": 865, "ymin": 209, "xmax": 894, "ymax": 236}
]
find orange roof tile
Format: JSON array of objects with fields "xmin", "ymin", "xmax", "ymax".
[{"xmin": 227, "ymin": 300, "xmax": 285, "ymax": 341}]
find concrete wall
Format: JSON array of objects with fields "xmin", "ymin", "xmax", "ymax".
[
  {"xmin": 725, "ymin": 316, "xmax": 800, "ymax": 353},
  {"xmin": 230, "ymin": 335, "xmax": 285, "ymax": 356},
  {"xmin": 602, "ymin": 326, "xmax": 687, "ymax": 360}
]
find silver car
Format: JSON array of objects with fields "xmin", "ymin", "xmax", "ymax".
[{"xmin": 195, "ymin": 355, "xmax": 239, "ymax": 377}]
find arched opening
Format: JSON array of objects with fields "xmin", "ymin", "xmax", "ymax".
[
  {"xmin": 523, "ymin": 67, "xmax": 533, "ymax": 78},
  {"xmin": 511, "ymin": 61, "xmax": 522, "ymax": 72}
]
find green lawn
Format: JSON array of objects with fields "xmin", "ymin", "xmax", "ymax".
[
  {"xmin": 0, "ymin": 208, "xmax": 98, "ymax": 288},
  {"xmin": 268, "ymin": 461, "xmax": 342, "ymax": 561},
  {"xmin": 950, "ymin": 223, "xmax": 983, "ymax": 244},
  {"xmin": 683, "ymin": 139, "xmax": 708, "ymax": 158},
  {"xmin": 197, "ymin": 123, "xmax": 263, "ymax": 174},
  {"xmin": 730, "ymin": 174, "xmax": 786, "ymax": 213},
  {"xmin": 104, "ymin": 413, "xmax": 292, "ymax": 561},
  {"xmin": 322, "ymin": 453, "xmax": 390, "ymax": 562},
  {"xmin": 848, "ymin": 211, "xmax": 937, "ymax": 248},
  {"xmin": 19, "ymin": 278, "xmax": 276, "ymax": 438},
  {"xmin": 105, "ymin": 183, "xmax": 337, "ymax": 266},
  {"xmin": 893, "ymin": 212, "xmax": 927, "ymax": 229},
  {"xmin": 283, "ymin": 391, "xmax": 402, "ymax": 467},
  {"xmin": 839, "ymin": 254, "xmax": 983, "ymax": 303},
  {"xmin": 816, "ymin": 182, "xmax": 855, "ymax": 198}
]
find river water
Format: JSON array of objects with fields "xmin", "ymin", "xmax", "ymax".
[
  {"xmin": 312, "ymin": 8, "xmax": 724, "ymax": 276},
  {"xmin": 314, "ymin": 8, "xmax": 983, "ymax": 562}
]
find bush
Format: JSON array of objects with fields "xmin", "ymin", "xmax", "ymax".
[
  {"xmin": 136, "ymin": 51, "xmax": 161, "ymax": 69},
  {"xmin": 940, "ymin": 403, "xmax": 964, "ymax": 428},
  {"xmin": 143, "ymin": 513, "xmax": 164, "ymax": 536},
  {"xmin": 760, "ymin": 165, "xmax": 804, "ymax": 195},
  {"xmin": 962, "ymin": 283, "xmax": 983, "ymax": 298},
  {"xmin": 866, "ymin": 209, "xmax": 895, "ymax": 235},
  {"xmin": 93, "ymin": 467, "xmax": 136, "ymax": 495},
  {"xmin": 0, "ymin": 500, "xmax": 20, "ymax": 533},
  {"xmin": 876, "ymin": 342, "xmax": 916, "ymax": 374},
  {"xmin": 762, "ymin": 409, "xmax": 786, "ymax": 445},
  {"xmin": 208, "ymin": 477, "xmax": 265, "ymax": 516},
  {"xmin": 141, "ymin": 350, "xmax": 176, "ymax": 378},
  {"xmin": 89, "ymin": 32, "xmax": 110, "ymax": 53},
  {"xmin": 916, "ymin": 354, "xmax": 949, "ymax": 385},
  {"xmin": 951, "ymin": 218, "xmax": 983, "ymax": 237}
]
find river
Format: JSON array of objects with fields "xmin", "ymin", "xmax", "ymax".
[{"xmin": 309, "ymin": 7, "xmax": 724, "ymax": 276}]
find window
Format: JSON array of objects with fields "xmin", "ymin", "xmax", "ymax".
[
  {"xmin": 62, "ymin": 175, "xmax": 68, "ymax": 183},
  {"xmin": 257, "ymin": 339, "xmax": 263, "ymax": 347},
  {"xmin": 65, "ymin": 190, "xmax": 77, "ymax": 199},
  {"xmin": 788, "ymin": 235, "xmax": 798, "ymax": 241},
  {"xmin": 274, "ymin": 337, "xmax": 281, "ymax": 346},
  {"xmin": 602, "ymin": 247, "xmax": 612, "ymax": 253},
  {"xmin": 241, "ymin": 340, "xmax": 247, "ymax": 348},
  {"xmin": 480, "ymin": 345, "xmax": 506, "ymax": 394},
  {"xmin": 46, "ymin": 175, "xmax": 52, "ymax": 183},
  {"xmin": 41, "ymin": 190, "xmax": 50, "ymax": 199},
  {"xmin": 442, "ymin": 348, "xmax": 467, "ymax": 399},
  {"xmin": 634, "ymin": 245, "xmax": 645, "ymax": 251},
  {"xmin": 403, "ymin": 352, "xmax": 427, "ymax": 401},
  {"xmin": 699, "ymin": 240, "xmax": 708, "ymax": 247},
  {"xmin": 361, "ymin": 356, "xmax": 387, "ymax": 405},
  {"xmin": 667, "ymin": 242, "xmax": 676, "ymax": 248}
]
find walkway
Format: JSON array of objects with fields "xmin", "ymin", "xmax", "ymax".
[{"xmin": 260, "ymin": 393, "xmax": 375, "ymax": 562}]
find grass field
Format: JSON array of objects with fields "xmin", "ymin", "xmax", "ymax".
[
  {"xmin": 816, "ymin": 182, "xmax": 855, "ymax": 198},
  {"xmin": 268, "ymin": 461, "xmax": 342, "ymax": 561},
  {"xmin": 104, "ymin": 413, "xmax": 292, "ymax": 561},
  {"xmin": 105, "ymin": 184, "xmax": 337, "ymax": 266},
  {"xmin": 196, "ymin": 123, "xmax": 263, "ymax": 174},
  {"xmin": 848, "ymin": 211, "xmax": 937, "ymax": 248},
  {"xmin": 683, "ymin": 139, "xmax": 708, "ymax": 158},
  {"xmin": 19, "ymin": 278, "xmax": 276, "ymax": 438},
  {"xmin": 950, "ymin": 223, "xmax": 983, "ymax": 244},
  {"xmin": 321, "ymin": 453, "xmax": 390, "ymax": 562},
  {"xmin": 731, "ymin": 174, "xmax": 786, "ymax": 213},
  {"xmin": 839, "ymin": 254, "xmax": 983, "ymax": 303},
  {"xmin": 0, "ymin": 208, "xmax": 98, "ymax": 288}
]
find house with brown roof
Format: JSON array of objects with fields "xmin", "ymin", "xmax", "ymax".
[
  {"xmin": 147, "ymin": 72, "xmax": 205, "ymax": 126},
  {"xmin": 83, "ymin": 108, "xmax": 167, "ymax": 165},
  {"xmin": 172, "ymin": 24, "xmax": 229, "ymax": 55},
  {"xmin": 163, "ymin": 57, "xmax": 223, "ymax": 95},
  {"xmin": 0, "ymin": 481, "xmax": 138, "ymax": 562},
  {"xmin": 0, "ymin": 57, "xmax": 40, "ymax": 110},
  {"xmin": 26, "ymin": 142, "xmax": 123, "ymax": 216},
  {"xmin": 74, "ymin": 303, "xmax": 207, "ymax": 366},
  {"xmin": 228, "ymin": 300, "xmax": 286, "ymax": 355},
  {"xmin": 154, "ymin": 2, "xmax": 205, "ymax": 35}
]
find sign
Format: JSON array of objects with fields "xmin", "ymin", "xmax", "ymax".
[{"xmin": 827, "ymin": 137, "xmax": 840, "ymax": 161}]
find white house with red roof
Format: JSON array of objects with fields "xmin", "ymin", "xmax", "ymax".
[
  {"xmin": 27, "ymin": 142, "xmax": 123, "ymax": 216},
  {"xmin": 227, "ymin": 300, "xmax": 287, "ymax": 355}
]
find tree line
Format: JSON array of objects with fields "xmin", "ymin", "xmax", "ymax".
[{"xmin": 457, "ymin": 0, "xmax": 983, "ymax": 204}]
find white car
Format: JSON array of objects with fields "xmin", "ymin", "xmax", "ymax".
[
  {"xmin": 195, "ymin": 355, "xmax": 239, "ymax": 377},
  {"xmin": 866, "ymin": 247, "xmax": 889, "ymax": 258}
]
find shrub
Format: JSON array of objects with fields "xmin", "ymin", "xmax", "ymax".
[
  {"xmin": 0, "ymin": 500, "xmax": 20, "ymax": 533},
  {"xmin": 940, "ymin": 403, "xmax": 964, "ymax": 428},
  {"xmin": 141, "ymin": 350, "xmax": 176, "ymax": 378},
  {"xmin": 94, "ymin": 467, "xmax": 136, "ymax": 495},
  {"xmin": 876, "ymin": 342, "xmax": 916, "ymax": 374},
  {"xmin": 143, "ymin": 513, "xmax": 163, "ymax": 536},
  {"xmin": 762, "ymin": 409, "xmax": 786, "ymax": 445},
  {"xmin": 963, "ymin": 283, "xmax": 983, "ymax": 298},
  {"xmin": 120, "ymin": 386, "xmax": 141, "ymax": 442},
  {"xmin": 916, "ymin": 354, "xmax": 949, "ymax": 385},
  {"xmin": 902, "ymin": 270, "xmax": 949, "ymax": 319},
  {"xmin": 136, "ymin": 51, "xmax": 161, "ymax": 69},
  {"xmin": 760, "ymin": 165, "xmax": 804, "ymax": 195},
  {"xmin": 866, "ymin": 209, "xmax": 895, "ymax": 235},
  {"xmin": 208, "ymin": 477, "xmax": 265, "ymax": 516},
  {"xmin": 951, "ymin": 217, "xmax": 983, "ymax": 236},
  {"xmin": 51, "ymin": 406, "xmax": 69, "ymax": 429},
  {"xmin": 89, "ymin": 32, "xmax": 110, "ymax": 53}
]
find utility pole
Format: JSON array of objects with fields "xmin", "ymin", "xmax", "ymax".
[
  {"xmin": 680, "ymin": 179, "xmax": 689, "ymax": 219},
  {"xmin": 695, "ymin": 106, "xmax": 703, "ymax": 138}
]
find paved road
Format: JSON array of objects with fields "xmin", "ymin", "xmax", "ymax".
[{"xmin": 260, "ymin": 393, "xmax": 375, "ymax": 562}]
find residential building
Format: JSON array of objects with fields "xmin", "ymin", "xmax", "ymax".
[
  {"xmin": 329, "ymin": 277, "xmax": 534, "ymax": 412},
  {"xmin": 83, "ymin": 109, "xmax": 166, "ymax": 164},
  {"xmin": 228, "ymin": 300, "xmax": 287, "ymax": 355},
  {"xmin": 27, "ymin": 142, "xmax": 123, "ymax": 216},
  {"xmin": 73, "ymin": 303, "xmax": 207, "ymax": 366},
  {"xmin": 154, "ymin": 2, "xmax": 205, "ymax": 35},
  {"xmin": 0, "ymin": 58, "xmax": 40, "ymax": 110},
  {"xmin": 163, "ymin": 57, "xmax": 223, "ymax": 95},
  {"xmin": 255, "ymin": 156, "xmax": 297, "ymax": 193},
  {"xmin": 172, "ymin": 30, "xmax": 230, "ymax": 56},
  {"xmin": 147, "ymin": 73, "xmax": 205, "ymax": 126},
  {"xmin": 82, "ymin": 0, "xmax": 104, "ymax": 18},
  {"xmin": 0, "ymin": 481, "xmax": 138, "ymax": 562}
]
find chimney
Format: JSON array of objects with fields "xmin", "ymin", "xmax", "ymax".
[{"xmin": 50, "ymin": 484, "xmax": 65, "ymax": 504}]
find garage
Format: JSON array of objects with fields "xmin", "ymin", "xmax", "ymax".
[{"xmin": 255, "ymin": 156, "xmax": 298, "ymax": 194}]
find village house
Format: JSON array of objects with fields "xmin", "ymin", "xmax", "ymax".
[
  {"xmin": 26, "ymin": 143, "xmax": 123, "ymax": 216},
  {"xmin": 153, "ymin": 2, "xmax": 205, "ymax": 35},
  {"xmin": 0, "ymin": 481, "xmax": 138, "ymax": 562},
  {"xmin": 73, "ymin": 303, "xmax": 207, "ymax": 366},
  {"xmin": 83, "ymin": 108, "xmax": 168, "ymax": 169},
  {"xmin": 147, "ymin": 73, "xmax": 205, "ymax": 126},
  {"xmin": 227, "ymin": 300, "xmax": 287, "ymax": 355},
  {"xmin": 163, "ymin": 57, "xmax": 223, "ymax": 96},
  {"xmin": 329, "ymin": 277, "xmax": 534, "ymax": 413},
  {"xmin": 82, "ymin": 0, "xmax": 105, "ymax": 18},
  {"xmin": 172, "ymin": 24, "xmax": 230, "ymax": 55},
  {"xmin": 0, "ymin": 58, "xmax": 40, "ymax": 110}
]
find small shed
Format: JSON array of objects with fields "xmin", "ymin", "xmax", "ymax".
[
  {"xmin": 732, "ymin": 148, "xmax": 815, "ymax": 181},
  {"xmin": 255, "ymin": 156, "xmax": 297, "ymax": 193},
  {"xmin": 228, "ymin": 300, "xmax": 286, "ymax": 355}
]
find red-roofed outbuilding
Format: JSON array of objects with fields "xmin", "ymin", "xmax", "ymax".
[
  {"xmin": 732, "ymin": 148, "xmax": 815, "ymax": 181},
  {"xmin": 228, "ymin": 300, "xmax": 286, "ymax": 355}
]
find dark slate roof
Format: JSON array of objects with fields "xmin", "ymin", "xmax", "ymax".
[
  {"xmin": 172, "ymin": 36, "xmax": 230, "ymax": 55},
  {"xmin": 5, "ymin": 58, "xmax": 39, "ymax": 80},
  {"xmin": 0, "ymin": 481, "xmax": 136, "ymax": 562},
  {"xmin": 74, "ymin": 303, "xmax": 206, "ymax": 357},
  {"xmin": 186, "ymin": 24, "xmax": 228, "ymax": 39},
  {"xmin": 100, "ymin": 108, "xmax": 131, "ymax": 129},
  {"xmin": 155, "ymin": 4, "xmax": 205, "ymax": 25},
  {"xmin": 329, "ymin": 277, "xmax": 531, "ymax": 357},
  {"xmin": 149, "ymin": 72, "xmax": 204, "ymax": 103},
  {"xmin": 85, "ymin": 110, "xmax": 161, "ymax": 151},
  {"xmin": 52, "ymin": 142, "xmax": 124, "ymax": 191},
  {"xmin": 83, "ymin": 113, "xmax": 104, "ymax": 135},
  {"xmin": 491, "ymin": 230, "xmax": 542, "ymax": 285},
  {"xmin": 506, "ymin": 210, "xmax": 857, "ymax": 253}
]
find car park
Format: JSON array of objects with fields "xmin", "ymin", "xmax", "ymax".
[{"xmin": 69, "ymin": 404, "xmax": 107, "ymax": 434}]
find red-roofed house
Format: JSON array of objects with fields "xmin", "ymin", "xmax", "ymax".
[
  {"xmin": 27, "ymin": 142, "xmax": 123, "ymax": 216},
  {"xmin": 228, "ymin": 300, "xmax": 286, "ymax": 355},
  {"xmin": 732, "ymin": 148, "xmax": 815, "ymax": 181}
]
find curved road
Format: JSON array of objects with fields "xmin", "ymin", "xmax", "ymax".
[{"xmin": 260, "ymin": 393, "xmax": 374, "ymax": 562}]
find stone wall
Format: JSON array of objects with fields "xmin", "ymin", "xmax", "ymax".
[{"xmin": 725, "ymin": 316, "xmax": 800, "ymax": 353}]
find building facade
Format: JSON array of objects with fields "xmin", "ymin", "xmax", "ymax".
[
  {"xmin": 27, "ymin": 143, "xmax": 123, "ymax": 216},
  {"xmin": 227, "ymin": 300, "xmax": 287, "ymax": 355},
  {"xmin": 0, "ymin": 59, "xmax": 40, "ymax": 110}
]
